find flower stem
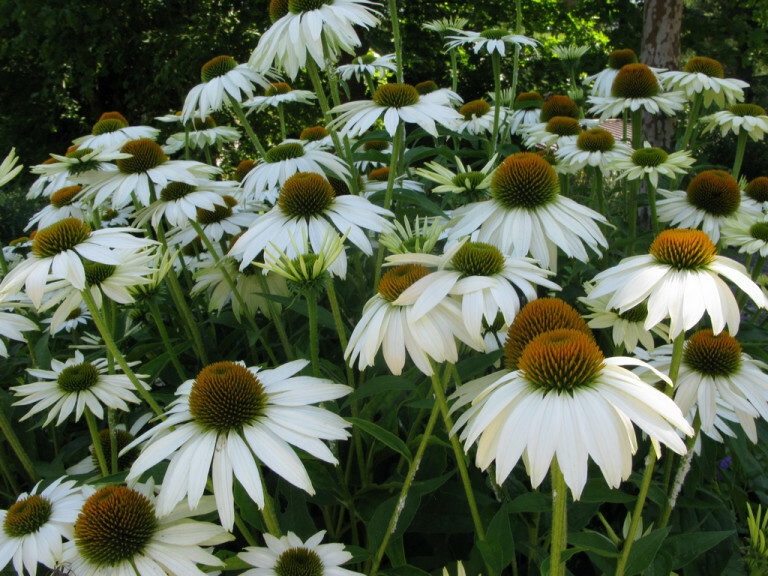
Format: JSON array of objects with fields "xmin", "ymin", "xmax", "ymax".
[
  {"xmin": 278, "ymin": 102, "xmax": 287, "ymax": 141},
  {"xmin": 510, "ymin": 0, "xmax": 523, "ymax": 99},
  {"xmin": 147, "ymin": 298, "xmax": 187, "ymax": 381},
  {"xmin": 306, "ymin": 290, "xmax": 320, "ymax": 378},
  {"xmin": 108, "ymin": 409, "xmax": 118, "ymax": 474},
  {"xmin": 326, "ymin": 278, "xmax": 355, "ymax": 388},
  {"xmin": 260, "ymin": 474, "xmax": 282, "ymax": 536},
  {"xmin": 0, "ymin": 404, "xmax": 38, "ymax": 483},
  {"xmin": 593, "ymin": 167, "xmax": 605, "ymax": 214},
  {"xmin": 491, "ymin": 51, "xmax": 502, "ymax": 159},
  {"xmin": 732, "ymin": 130, "xmax": 749, "ymax": 179},
  {"xmin": 388, "ymin": 0, "xmax": 403, "ymax": 83},
  {"xmin": 449, "ymin": 50, "xmax": 459, "ymax": 93},
  {"xmin": 429, "ymin": 362, "xmax": 495, "ymax": 576},
  {"xmin": 80, "ymin": 289, "xmax": 164, "ymax": 417},
  {"xmin": 85, "ymin": 408, "xmax": 109, "ymax": 477},
  {"xmin": 0, "ymin": 241, "xmax": 8, "ymax": 276},
  {"xmin": 373, "ymin": 120, "xmax": 404, "ymax": 287},
  {"xmin": 677, "ymin": 92, "xmax": 703, "ymax": 151},
  {"xmin": 614, "ymin": 331, "xmax": 685, "ymax": 576},
  {"xmin": 228, "ymin": 96, "xmax": 267, "ymax": 157},
  {"xmin": 257, "ymin": 274, "xmax": 294, "ymax": 360},
  {"xmin": 658, "ymin": 414, "xmax": 701, "ymax": 528},
  {"xmin": 370, "ymin": 400, "xmax": 441, "ymax": 576},
  {"xmin": 647, "ymin": 178, "xmax": 659, "ymax": 235},
  {"xmin": 550, "ymin": 457, "xmax": 568, "ymax": 576}
]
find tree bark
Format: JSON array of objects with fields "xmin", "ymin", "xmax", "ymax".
[{"xmin": 640, "ymin": 0, "xmax": 684, "ymax": 149}]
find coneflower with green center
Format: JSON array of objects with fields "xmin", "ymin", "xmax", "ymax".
[
  {"xmin": 73, "ymin": 111, "xmax": 160, "ymax": 152},
  {"xmin": 135, "ymin": 177, "xmax": 237, "ymax": 229},
  {"xmin": 249, "ymin": 0, "xmax": 381, "ymax": 80},
  {"xmin": 589, "ymin": 228, "xmax": 768, "ymax": 339},
  {"xmin": 244, "ymin": 81, "xmax": 317, "ymax": 111},
  {"xmin": 62, "ymin": 481, "xmax": 232, "ymax": 575},
  {"xmin": 523, "ymin": 115, "xmax": 583, "ymax": 149},
  {"xmin": 701, "ymin": 103, "xmax": 768, "ymax": 177},
  {"xmin": 157, "ymin": 113, "xmax": 242, "ymax": 155},
  {"xmin": 125, "ymin": 360, "xmax": 351, "ymax": 531},
  {"xmin": 657, "ymin": 169, "xmax": 762, "ymax": 244},
  {"xmin": 450, "ymin": 325, "xmax": 692, "ymax": 575},
  {"xmin": 447, "ymin": 152, "xmax": 608, "ymax": 270},
  {"xmin": 414, "ymin": 155, "xmax": 496, "ymax": 200},
  {"xmin": 28, "ymin": 147, "xmax": 130, "ymax": 200},
  {"xmin": 336, "ymin": 51, "xmax": 397, "ymax": 85},
  {"xmin": 612, "ymin": 141, "xmax": 695, "ymax": 188},
  {"xmin": 230, "ymin": 171, "xmax": 392, "ymax": 279},
  {"xmin": 722, "ymin": 215, "xmax": 768, "ymax": 261},
  {"xmin": 329, "ymin": 82, "xmax": 463, "ymax": 137},
  {"xmin": 25, "ymin": 185, "xmax": 88, "ymax": 231},
  {"xmin": 0, "ymin": 477, "xmax": 83, "ymax": 576},
  {"xmin": 385, "ymin": 236, "xmax": 559, "ymax": 348}
]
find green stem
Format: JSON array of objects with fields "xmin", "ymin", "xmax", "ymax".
[
  {"xmin": 597, "ymin": 511, "xmax": 621, "ymax": 546},
  {"xmin": 732, "ymin": 130, "xmax": 748, "ymax": 179},
  {"xmin": 647, "ymin": 178, "xmax": 659, "ymax": 235},
  {"xmin": 510, "ymin": 0, "xmax": 522, "ymax": 99},
  {"xmin": 0, "ymin": 240, "xmax": 8, "ymax": 276},
  {"xmin": 657, "ymin": 415, "xmax": 701, "ymax": 528},
  {"xmin": 593, "ymin": 167, "xmax": 605, "ymax": 214},
  {"xmin": 614, "ymin": 332, "xmax": 685, "ymax": 576},
  {"xmin": 627, "ymin": 109, "xmax": 644, "ymax": 254},
  {"xmin": 228, "ymin": 96, "xmax": 267, "ymax": 157},
  {"xmin": 550, "ymin": 457, "xmax": 568, "ymax": 576},
  {"xmin": 306, "ymin": 290, "xmax": 320, "ymax": 378},
  {"xmin": 326, "ymin": 279, "xmax": 355, "ymax": 389},
  {"xmin": 0, "ymin": 447, "xmax": 20, "ymax": 494},
  {"xmin": 261, "ymin": 475, "xmax": 282, "ymax": 536},
  {"xmin": 373, "ymin": 121, "xmax": 404, "ymax": 287},
  {"xmin": 0, "ymin": 405, "xmax": 38, "ymax": 483},
  {"xmin": 388, "ymin": 0, "xmax": 403, "ymax": 83},
  {"xmin": 108, "ymin": 409, "xmax": 118, "ymax": 474},
  {"xmin": 491, "ymin": 51, "xmax": 502, "ymax": 159},
  {"xmin": 85, "ymin": 408, "xmax": 109, "ymax": 477},
  {"xmin": 80, "ymin": 289, "xmax": 164, "ymax": 417},
  {"xmin": 278, "ymin": 102, "xmax": 286, "ymax": 141},
  {"xmin": 234, "ymin": 514, "xmax": 259, "ymax": 546},
  {"xmin": 449, "ymin": 49, "xmax": 459, "ymax": 93},
  {"xmin": 429, "ymin": 362, "xmax": 495, "ymax": 576},
  {"xmin": 257, "ymin": 274, "xmax": 294, "ymax": 360},
  {"xmin": 750, "ymin": 253, "xmax": 766, "ymax": 281},
  {"xmin": 147, "ymin": 298, "xmax": 187, "ymax": 381},
  {"xmin": 677, "ymin": 92, "xmax": 703, "ymax": 151},
  {"xmin": 370, "ymin": 401, "xmax": 441, "ymax": 576}
]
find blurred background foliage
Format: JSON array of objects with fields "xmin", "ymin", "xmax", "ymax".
[{"xmin": 0, "ymin": 0, "xmax": 767, "ymax": 239}]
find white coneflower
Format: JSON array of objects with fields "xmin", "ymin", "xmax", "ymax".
[
  {"xmin": 135, "ymin": 178, "xmax": 237, "ymax": 229},
  {"xmin": 700, "ymin": 103, "xmax": 768, "ymax": 142},
  {"xmin": 25, "ymin": 185, "xmax": 88, "ymax": 231},
  {"xmin": 73, "ymin": 111, "xmax": 159, "ymax": 152},
  {"xmin": 456, "ymin": 99, "xmax": 499, "ymax": 136},
  {"xmin": 444, "ymin": 27, "xmax": 538, "ymax": 57},
  {"xmin": 243, "ymin": 81, "xmax": 317, "ymax": 112},
  {"xmin": 414, "ymin": 155, "xmax": 495, "ymax": 197},
  {"xmin": 611, "ymin": 142, "xmax": 695, "ymax": 188},
  {"xmin": 28, "ymin": 147, "xmax": 129, "ymax": 199},
  {"xmin": 659, "ymin": 57, "xmax": 748, "ymax": 108},
  {"xmin": 721, "ymin": 214, "xmax": 768, "ymax": 257},
  {"xmin": 585, "ymin": 48, "xmax": 640, "ymax": 97},
  {"xmin": 555, "ymin": 128, "xmax": 631, "ymax": 173},
  {"xmin": 336, "ymin": 52, "xmax": 396, "ymax": 82}
]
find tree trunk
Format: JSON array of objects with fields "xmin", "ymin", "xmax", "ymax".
[{"xmin": 640, "ymin": 0, "xmax": 684, "ymax": 149}]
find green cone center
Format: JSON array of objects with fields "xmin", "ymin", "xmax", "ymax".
[
  {"xmin": 3, "ymin": 494, "xmax": 53, "ymax": 538},
  {"xmin": 631, "ymin": 147, "xmax": 668, "ymax": 167},
  {"xmin": 274, "ymin": 546, "xmax": 325, "ymax": 576},
  {"xmin": 278, "ymin": 172, "xmax": 335, "ymax": 218},
  {"xmin": 452, "ymin": 242, "xmax": 505, "ymax": 276},
  {"xmin": 201, "ymin": 55, "xmax": 237, "ymax": 82},
  {"xmin": 58, "ymin": 361, "xmax": 100, "ymax": 393}
]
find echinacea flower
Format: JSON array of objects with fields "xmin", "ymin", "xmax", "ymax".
[
  {"xmin": 659, "ymin": 57, "xmax": 748, "ymax": 108},
  {"xmin": 555, "ymin": 128, "xmax": 631, "ymax": 173},
  {"xmin": 612, "ymin": 143, "xmax": 695, "ymax": 188},
  {"xmin": 523, "ymin": 116, "xmax": 582, "ymax": 149},
  {"xmin": 25, "ymin": 185, "xmax": 88, "ymax": 231},
  {"xmin": 700, "ymin": 103, "xmax": 768, "ymax": 142},
  {"xmin": 79, "ymin": 138, "xmax": 220, "ymax": 209},
  {"xmin": 508, "ymin": 91, "xmax": 544, "ymax": 135},
  {"xmin": 73, "ymin": 111, "xmax": 159, "ymax": 152},
  {"xmin": 249, "ymin": 0, "xmax": 382, "ymax": 79},
  {"xmin": 243, "ymin": 82, "xmax": 317, "ymax": 112},
  {"xmin": 444, "ymin": 27, "xmax": 538, "ymax": 57},
  {"xmin": 450, "ymin": 327, "xmax": 693, "ymax": 498},
  {"xmin": 0, "ymin": 477, "xmax": 83, "ymax": 576},
  {"xmin": 61, "ymin": 482, "xmax": 233, "ymax": 576},
  {"xmin": 160, "ymin": 115, "xmax": 241, "ymax": 154},
  {"xmin": 329, "ymin": 83, "xmax": 462, "ymax": 137},
  {"xmin": 336, "ymin": 52, "xmax": 396, "ymax": 82},
  {"xmin": 386, "ymin": 238, "xmax": 559, "ymax": 347},
  {"xmin": 0, "ymin": 147, "xmax": 23, "ymax": 188},
  {"xmin": 42, "ymin": 303, "xmax": 90, "ymax": 336},
  {"xmin": 168, "ymin": 195, "xmax": 259, "ymax": 247},
  {"xmin": 414, "ymin": 155, "xmax": 495, "ymax": 197},
  {"xmin": 422, "ymin": 16, "xmax": 468, "ymax": 35},
  {"xmin": 29, "ymin": 147, "xmax": 129, "ymax": 199},
  {"xmin": 447, "ymin": 152, "xmax": 608, "ymax": 270},
  {"xmin": 378, "ymin": 216, "xmax": 445, "ymax": 255},
  {"xmin": 230, "ymin": 172, "xmax": 392, "ymax": 278},
  {"xmin": 0, "ymin": 305, "xmax": 37, "ymax": 357},
  {"xmin": 588, "ymin": 63, "xmax": 685, "ymax": 119},
  {"xmin": 588, "ymin": 228, "xmax": 768, "ymax": 339},
  {"xmin": 181, "ymin": 55, "xmax": 271, "ymax": 122},
  {"xmin": 239, "ymin": 530, "xmax": 364, "ymax": 576},
  {"xmin": 0, "ymin": 218, "xmax": 154, "ymax": 308},
  {"xmin": 456, "ymin": 99, "xmax": 498, "ymax": 136},
  {"xmin": 584, "ymin": 48, "xmax": 639, "ymax": 97},
  {"xmin": 745, "ymin": 176, "xmax": 768, "ymax": 208},
  {"xmin": 551, "ymin": 43, "xmax": 590, "ymax": 64},
  {"xmin": 345, "ymin": 264, "xmax": 480, "ymax": 375},
  {"xmin": 722, "ymin": 214, "xmax": 768, "ymax": 256},
  {"xmin": 67, "ymin": 414, "xmax": 152, "ymax": 476},
  {"xmin": 135, "ymin": 178, "xmax": 237, "ymax": 229},
  {"xmin": 657, "ymin": 170, "xmax": 762, "ymax": 244},
  {"xmin": 126, "ymin": 360, "xmax": 351, "ymax": 530},
  {"xmin": 13, "ymin": 350, "xmax": 143, "ymax": 426},
  {"xmin": 647, "ymin": 329, "xmax": 768, "ymax": 443}
]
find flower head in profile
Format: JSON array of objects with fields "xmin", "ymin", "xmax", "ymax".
[
  {"xmin": 330, "ymin": 82, "xmax": 462, "ymax": 137},
  {"xmin": 336, "ymin": 51, "xmax": 396, "ymax": 82},
  {"xmin": 722, "ymin": 214, "xmax": 768, "ymax": 257},
  {"xmin": 0, "ymin": 302, "xmax": 37, "ymax": 357},
  {"xmin": 386, "ymin": 238, "xmax": 560, "ymax": 348},
  {"xmin": 181, "ymin": 55, "xmax": 272, "ymax": 122},
  {"xmin": 423, "ymin": 16, "xmax": 468, "ymax": 36},
  {"xmin": 612, "ymin": 142, "xmax": 695, "ymax": 188},
  {"xmin": 451, "ymin": 326, "xmax": 693, "ymax": 498},
  {"xmin": 445, "ymin": 27, "xmax": 538, "ymax": 57},
  {"xmin": 551, "ymin": 43, "xmax": 590, "ymax": 64},
  {"xmin": 240, "ymin": 530, "xmax": 364, "ymax": 576},
  {"xmin": 588, "ymin": 228, "xmax": 768, "ymax": 339},
  {"xmin": 0, "ymin": 217, "xmax": 154, "ymax": 308},
  {"xmin": 249, "ymin": 0, "xmax": 382, "ymax": 79},
  {"xmin": 0, "ymin": 477, "xmax": 83, "ymax": 576},
  {"xmin": 26, "ymin": 185, "xmax": 88, "ymax": 231},
  {"xmin": 555, "ymin": 128, "xmax": 631, "ymax": 173},
  {"xmin": 168, "ymin": 195, "xmax": 259, "ymax": 247},
  {"xmin": 135, "ymin": 177, "xmax": 237, "ymax": 229},
  {"xmin": 456, "ymin": 99, "xmax": 498, "ymax": 136},
  {"xmin": 659, "ymin": 57, "xmax": 748, "ymax": 108},
  {"xmin": 508, "ymin": 91, "xmax": 544, "ymax": 135},
  {"xmin": 745, "ymin": 176, "xmax": 768, "ymax": 208},
  {"xmin": 523, "ymin": 115, "xmax": 583, "ymax": 149},
  {"xmin": 447, "ymin": 152, "xmax": 608, "ymax": 270},
  {"xmin": 159, "ymin": 114, "xmax": 241, "ymax": 154},
  {"xmin": 126, "ymin": 360, "xmax": 351, "ymax": 530},
  {"xmin": 584, "ymin": 48, "xmax": 639, "ymax": 97},
  {"xmin": 657, "ymin": 169, "xmax": 761, "ymax": 244},
  {"xmin": 700, "ymin": 103, "xmax": 768, "ymax": 142},
  {"xmin": 379, "ymin": 216, "xmax": 445, "ymax": 255},
  {"xmin": 345, "ymin": 264, "xmax": 480, "ymax": 375},
  {"xmin": 588, "ymin": 63, "xmax": 685, "ymax": 119},
  {"xmin": 73, "ymin": 111, "xmax": 159, "ymax": 152},
  {"xmin": 29, "ymin": 147, "xmax": 129, "ymax": 199},
  {"xmin": 13, "ymin": 350, "xmax": 143, "ymax": 426},
  {"xmin": 243, "ymin": 81, "xmax": 317, "ymax": 112},
  {"xmin": 647, "ymin": 329, "xmax": 768, "ymax": 443},
  {"xmin": 62, "ymin": 481, "xmax": 233, "ymax": 575},
  {"xmin": 415, "ymin": 155, "xmax": 495, "ymax": 198}
]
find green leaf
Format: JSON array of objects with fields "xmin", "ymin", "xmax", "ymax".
[
  {"xmin": 480, "ymin": 503, "xmax": 516, "ymax": 573},
  {"xmin": 663, "ymin": 530, "xmax": 734, "ymax": 569},
  {"xmin": 568, "ymin": 531, "xmax": 619, "ymax": 558},
  {"xmin": 623, "ymin": 527, "xmax": 671, "ymax": 576},
  {"xmin": 507, "ymin": 491, "xmax": 551, "ymax": 514},
  {"xmin": 455, "ymin": 350, "xmax": 503, "ymax": 381},
  {"xmin": 346, "ymin": 375, "xmax": 415, "ymax": 404},
  {"xmin": 347, "ymin": 417, "xmax": 412, "ymax": 462},
  {"xmin": 368, "ymin": 494, "xmax": 422, "ymax": 554}
]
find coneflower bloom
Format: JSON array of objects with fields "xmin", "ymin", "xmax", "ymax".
[
  {"xmin": 700, "ymin": 103, "xmax": 768, "ymax": 142},
  {"xmin": 444, "ymin": 27, "xmax": 538, "ymax": 56},
  {"xmin": 73, "ymin": 111, "xmax": 159, "ymax": 152},
  {"xmin": 336, "ymin": 52, "xmax": 396, "ymax": 82},
  {"xmin": 584, "ymin": 48, "xmax": 640, "ymax": 97},
  {"xmin": 243, "ymin": 82, "xmax": 317, "ymax": 111},
  {"xmin": 659, "ymin": 57, "xmax": 748, "ymax": 108},
  {"xmin": 611, "ymin": 142, "xmax": 695, "ymax": 188}
]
